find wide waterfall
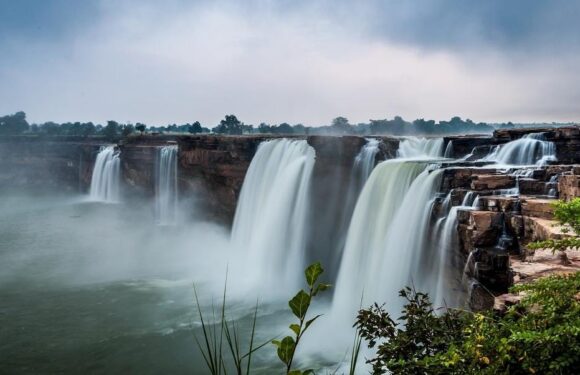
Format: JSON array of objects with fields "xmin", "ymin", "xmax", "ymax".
[
  {"xmin": 481, "ymin": 132, "xmax": 556, "ymax": 165},
  {"xmin": 332, "ymin": 162, "xmax": 443, "ymax": 321},
  {"xmin": 332, "ymin": 137, "xmax": 447, "ymax": 324},
  {"xmin": 155, "ymin": 145, "xmax": 178, "ymax": 225},
  {"xmin": 397, "ymin": 137, "xmax": 444, "ymax": 158},
  {"xmin": 89, "ymin": 146, "xmax": 121, "ymax": 203},
  {"xmin": 230, "ymin": 139, "xmax": 315, "ymax": 294}
]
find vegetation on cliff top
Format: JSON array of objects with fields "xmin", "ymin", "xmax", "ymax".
[{"xmin": 2, "ymin": 111, "xmax": 574, "ymax": 138}]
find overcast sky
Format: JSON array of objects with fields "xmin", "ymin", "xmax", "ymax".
[{"xmin": 1, "ymin": 0, "xmax": 579, "ymax": 126}]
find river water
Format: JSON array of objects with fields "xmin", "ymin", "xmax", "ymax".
[{"xmin": 0, "ymin": 190, "xmax": 331, "ymax": 374}]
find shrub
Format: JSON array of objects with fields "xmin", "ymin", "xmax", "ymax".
[{"xmin": 355, "ymin": 273, "xmax": 580, "ymax": 374}]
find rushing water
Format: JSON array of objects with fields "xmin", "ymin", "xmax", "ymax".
[
  {"xmin": 155, "ymin": 145, "xmax": 178, "ymax": 225},
  {"xmin": 230, "ymin": 139, "xmax": 316, "ymax": 295},
  {"xmin": 3, "ymin": 134, "xmax": 522, "ymax": 373},
  {"xmin": 481, "ymin": 132, "xmax": 557, "ymax": 166},
  {"xmin": 89, "ymin": 146, "xmax": 121, "ymax": 202}
]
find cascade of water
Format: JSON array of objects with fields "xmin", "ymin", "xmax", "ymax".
[
  {"xmin": 397, "ymin": 137, "xmax": 444, "ymax": 158},
  {"xmin": 89, "ymin": 146, "xmax": 121, "ymax": 203},
  {"xmin": 329, "ymin": 138, "xmax": 381, "ymax": 279},
  {"xmin": 443, "ymin": 140, "xmax": 454, "ymax": 158},
  {"xmin": 480, "ymin": 133, "xmax": 557, "ymax": 166},
  {"xmin": 155, "ymin": 145, "xmax": 178, "ymax": 225},
  {"xmin": 431, "ymin": 191, "xmax": 479, "ymax": 307},
  {"xmin": 332, "ymin": 161, "xmax": 444, "ymax": 321},
  {"xmin": 230, "ymin": 139, "xmax": 315, "ymax": 294}
]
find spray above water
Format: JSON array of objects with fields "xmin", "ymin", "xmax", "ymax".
[
  {"xmin": 230, "ymin": 139, "xmax": 315, "ymax": 295},
  {"xmin": 89, "ymin": 146, "xmax": 121, "ymax": 203},
  {"xmin": 155, "ymin": 145, "xmax": 178, "ymax": 225}
]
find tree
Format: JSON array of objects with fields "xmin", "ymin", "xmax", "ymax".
[
  {"xmin": 121, "ymin": 124, "xmax": 135, "ymax": 137},
  {"xmin": 103, "ymin": 120, "xmax": 120, "ymax": 139},
  {"xmin": 331, "ymin": 116, "xmax": 353, "ymax": 134},
  {"xmin": 213, "ymin": 115, "xmax": 243, "ymax": 135},
  {"xmin": 188, "ymin": 121, "xmax": 203, "ymax": 134},
  {"xmin": 0, "ymin": 111, "xmax": 29, "ymax": 135},
  {"xmin": 135, "ymin": 123, "xmax": 146, "ymax": 134}
]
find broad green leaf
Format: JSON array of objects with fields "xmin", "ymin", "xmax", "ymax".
[
  {"xmin": 304, "ymin": 314, "xmax": 322, "ymax": 332},
  {"xmin": 289, "ymin": 290, "xmax": 311, "ymax": 319},
  {"xmin": 271, "ymin": 340, "xmax": 281, "ymax": 348},
  {"xmin": 288, "ymin": 371, "xmax": 302, "ymax": 375},
  {"xmin": 290, "ymin": 323, "xmax": 301, "ymax": 336},
  {"xmin": 305, "ymin": 262, "xmax": 324, "ymax": 287},
  {"xmin": 277, "ymin": 336, "xmax": 295, "ymax": 365},
  {"xmin": 303, "ymin": 370, "xmax": 315, "ymax": 375},
  {"xmin": 313, "ymin": 283, "xmax": 332, "ymax": 296}
]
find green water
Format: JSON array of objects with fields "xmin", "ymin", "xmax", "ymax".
[{"xmin": 0, "ymin": 192, "xmax": 302, "ymax": 374}]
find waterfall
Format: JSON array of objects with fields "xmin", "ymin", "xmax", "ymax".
[
  {"xmin": 480, "ymin": 133, "xmax": 556, "ymax": 165},
  {"xmin": 231, "ymin": 139, "xmax": 315, "ymax": 293},
  {"xmin": 444, "ymin": 140, "xmax": 454, "ymax": 158},
  {"xmin": 352, "ymin": 139, "xmax": 380, "ymax": 189},
  {"xmin": 397, "ymin": 137, "xmax": 444, "ymax": 158},
  {"xmin": 332, "ymin": 160, "xmax": 443, "ymax": 321},
  {"xmin": 89, "ymin": 146, "xmax": 121, "ymax": 203},
  {"xmin": 328, "ymin": 138, "xmax": 381, "ymax": 279},
  {"xmin": 431, "ymin": 192, "xmax": 479, "ymax": 307},
  {"xmin": 155, "ymin": 145, "xmax": 178, "ymax": 225}
]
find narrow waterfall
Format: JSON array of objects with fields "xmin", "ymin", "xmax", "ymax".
[
  {"xmin": 352, "ymin": 139, "xmax": 380, "ymax": 186},
  {"xmin": 89, "ymin": 146, "xmax": 121, "ymax": 203},
  {"xmin": 431, "ymin": 192, "xmax": 479, "ymax": 307},
  {"xmin": 397, "ymin": 137, "xmax": 444, "ymax": 158},
  {"xmin": 332, "ymin": 160, "xmax": 443, "ymax": 321},
  {"xmin": 231, "ymin": 139, "xmax": 315, "ymax": 293},
  {"xmin": 155, "ymin": 145, "xmax": 178, "ymax": 225},
  {"xmin": 444, "ymin": 140, "xmax": 454, "ymax": 158},
  {"xmin": 481, "ymin": 133, "xmax": 556, "ymax": 165}
]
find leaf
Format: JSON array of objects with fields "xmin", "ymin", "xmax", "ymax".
[
  {"xmin": 313, "ymin": 283, "xmax": 332, "ymax": 296},
  {"xmin": 302, "ymin": 370, "xmax": 315, "ymax": 375},
  {"xmin": 288, "ymin": 371, "xmax": 302, "ymax": 375},
  {"xmin": 290, "ymin": 323, "xmax": 301, "ymax": 336},
  {"xmin": 289, "ymin": 290, "xmax": 311, "ymax": 319},
  {"xmin": 304, "ymin": 314, "xmax": 322, "ymax": 332},
  {"xmin": 271, "ymin": 340, "xmax": 281, "ymax": 348},
  {"xmin": 305, "ymin": 262, "xmax": 324, "ymax": 287},
  {"xmin": 277, "ymin": 336, "xmax": 295, "ymax": 365}
]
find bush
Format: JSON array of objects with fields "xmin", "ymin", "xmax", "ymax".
[
  {"xmin": 528, "ymin": 198, "xmax": 580, "ymax": 251},
  {"xmin": 355, "ymin": 273, "xmax": 580, "ymax": 374}
]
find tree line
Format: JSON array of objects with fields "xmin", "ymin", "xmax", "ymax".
[{"xmin": 0, "ymin": 111, "xmax": 570, "ymax": 138}]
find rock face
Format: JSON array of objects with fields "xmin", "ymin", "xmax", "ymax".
[
  {"xmin": 0, "ymin": 136, "xmax": 102, "ymax": 191},
  {"xmin": 1, "ymin": 127, "xmax": 579, "ymax": 304}
]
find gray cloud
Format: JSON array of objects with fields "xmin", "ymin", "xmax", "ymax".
[{"xmin": 0, "ymin": 0, "xmax": 579, "ymax": 125}]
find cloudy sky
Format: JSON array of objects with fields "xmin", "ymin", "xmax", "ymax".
[{"xmin": 1, "ymin": 0, "xmax": 579, "ymax": 126}]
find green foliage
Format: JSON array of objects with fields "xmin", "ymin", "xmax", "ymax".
[
  {"xmin": 528, "ymin": 198, "xmax": 580, "ymax": 252},
  {"xmin": 355, "ymin": 273, "xmax": 580, "ymax": 374},
  {"xmin": 213, "ymin": 115, "xmax": 243, "ymax": 135},
  {"xmin": 553, "ymin": 198, "xmax": 580, "ymax": 235},
  {"xmin": 192, "ymin": 281, "xmax": 271, "ymax": 375},
  {"xmin": 135, "ymin": 123, "xmax": 146, "ymax": 134},
  {"xmin": 0, "ymin": 111, "xmax": 29, "ymax": 135},
  {"xmin": 272, "ymin": 262, "xmax": 331, "ymax": 375}
]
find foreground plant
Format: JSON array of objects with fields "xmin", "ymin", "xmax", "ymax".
[
  {"xmin": 192, "ymin": 281, "xmax": 271, "ymax": 375},
  {"xmin": 355, "ymin": 273, "xmax": 580, "ymax": 374},
  {"xmin": 272, "ymin": 262, "xmax": 331, "ymax": 375},
  {"xmin": 528, "ymin": 198, "xmax": 580, "ymax": 252}
]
